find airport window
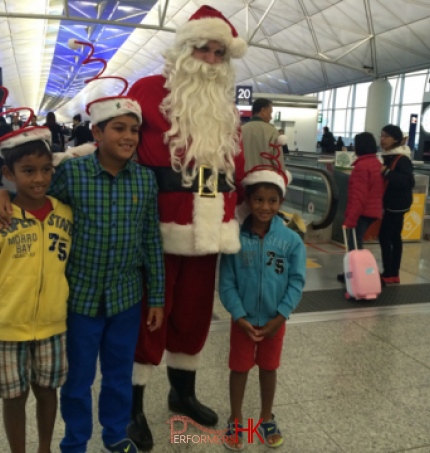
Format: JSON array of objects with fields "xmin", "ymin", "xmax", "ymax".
[
  {"xmin": 403, "ymin": 74, "xmax": 427, "ymax": 104},
  {"xmin": 390, "ymin": 105, "xmax": 400, "ymax": 125},
  {"xmin": 351, "ymin": 108, "xmax": 366, "ymax": 135},
  {"xmin": 314, "ymin": 68, "xmax": 430, "ymax": 149},
  {"xmin": 354, "ymin": 82, "xmax": 370, "ymax": 107},
  {"xmin": 335, "ymin": 86, "xmax": 351, "ymax": 109},
  {"xmin": 333, "ymin": 109, "xmax": 347, "ymax": 133},
  {"xmin": 389, "ymin": 77, "xmax": 401, "ymax": 105}
]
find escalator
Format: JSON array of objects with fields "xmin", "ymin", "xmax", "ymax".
[
  {"xmin": 285, "ymin": 150, "xmax": 335, "ymax": 171},
  {"xmin": 281, "ymin": 163, "xmax": 338, "ymax": 239}
]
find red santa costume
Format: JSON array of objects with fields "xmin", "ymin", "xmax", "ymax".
[{"xmin": 126, "ymin": 5, "xmax": 247, "ymax": 452}]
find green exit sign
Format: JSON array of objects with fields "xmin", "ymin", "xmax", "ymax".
[{"xmin": 317, "ymin": 113, "xmax": 323, "ymax": 123}]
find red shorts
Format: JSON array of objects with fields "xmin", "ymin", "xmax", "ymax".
[{"xmin": 228, "ymin": 321, "xmax": 286, "ymax": 372}]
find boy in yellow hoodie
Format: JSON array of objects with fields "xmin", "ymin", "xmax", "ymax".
[{"xmin": 0, "ymin": 124, "xmax": 73, "ymax": 453}]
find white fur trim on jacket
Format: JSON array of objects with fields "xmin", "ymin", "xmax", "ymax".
[
  {"xmin": 166, "ymin": 351, "xmax": 201, "ymax": 371},
  {"xmin": 159, "ymin": 193, "xmax": 241, "ymax": 255},
  {"xmin": 175, "ymin": 18, "xmax": 247, "ymax": 59},
  {"xmin": 132, "ymin": 362, "xmax": 153, "ymax": 386},
  {"xmin": 52, "ymin": 143, "xmax": 96, "ymax": 166}
]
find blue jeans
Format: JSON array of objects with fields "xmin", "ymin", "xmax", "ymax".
[
  {"xmin": 347, "ymin": 216, "xmax": 376, "ymax": 251},
  {"xmin": 60, "ymin": 302, "xmax": 142, "ymax": 452}
]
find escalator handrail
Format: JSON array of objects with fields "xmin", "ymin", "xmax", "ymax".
[
  {"xmin": 287, "ymin": 151, "xmax": 335, "ymax": 158},
  {"xmin": 284, "ymin": 163, "xmax": 338, "ymax": 230}
]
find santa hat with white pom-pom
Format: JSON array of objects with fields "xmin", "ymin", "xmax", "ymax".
[{"xmin": 175, "ymin": 5, "xmax": 247, "ymax": 59}]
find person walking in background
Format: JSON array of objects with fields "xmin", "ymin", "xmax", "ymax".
[
  {"xmin": 336, "ymin": 136, "xmax": 345, "ymax": 151},
  {"xmin": 278, "ymin": 129, "xmax": 289, "ymax": 155},
  {"xmin": 379, "ymin": 124, "xmax": 415, "ymax": 284},
  {"xmin": 44, "ymin": 112, "xmax": 65, "ymax": 152},
  {"xmin": 69, "ymin": 113, "xmax": 93, "ymax": 146},
  {"xmin": 320, "ymin": 126, "xmax": 335, "ymax": 154},
  {"xmin": 241, "ymin": 98, "xmax": 284, "ymax": 171},
  {"xmin": 29, "ymin": 115, "xmax": 38, "ymax": 127},
  {"xmin": 337, "ymin": 132, "xmax": 384, "ymax": 282},
  {"xmin": 10, "ymin": 114, "xmax": 22, "ymax": 131},
  {"xmin": 219, "ymin": 164, "xmax": 306, "ymax": 450}
]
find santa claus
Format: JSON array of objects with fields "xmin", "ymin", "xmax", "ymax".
[{"xmin": 126, "ymin": 5, "xmax": 247, "ymax": 451}]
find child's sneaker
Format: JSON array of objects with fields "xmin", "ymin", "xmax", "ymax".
[{"xmin": 101, "ymin": 438, "xmax": 138, "ymax": 453}]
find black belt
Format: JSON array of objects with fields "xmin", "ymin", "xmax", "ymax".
[{"xmin": 148, "ymin": 165, "xmax": 232, "ymax": 196}]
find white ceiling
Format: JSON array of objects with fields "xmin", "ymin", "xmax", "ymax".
[{"xmin": 1, "ymin": 0, "xmax": 430, "ymax": 122}]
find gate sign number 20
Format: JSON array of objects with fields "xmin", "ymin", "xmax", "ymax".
[{"xmin": 235, "ymin": 85, "xmax": 253, "ymax": 106}]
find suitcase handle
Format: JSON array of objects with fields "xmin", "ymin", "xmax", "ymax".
[{"xmin": 342, "ymin": 226, "xmax": 358, "ymax": 252}]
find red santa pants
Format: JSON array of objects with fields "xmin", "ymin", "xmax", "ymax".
[{"xmin": 134, "ymin": 253, "xmax": 218, "ymax": 366}]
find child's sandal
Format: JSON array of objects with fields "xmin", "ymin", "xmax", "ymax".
[
  {"xmin": 224, "ymin": 421, "xmax": 245, "ymax": 451},
  {"xmin": 257, "ymin": 415, "xmax": 283, "ymax": 449}
]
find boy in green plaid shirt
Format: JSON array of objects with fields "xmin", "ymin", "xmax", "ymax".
[{"xmin": 0, "ymin": 96, "xmax": 164, "ymax": 453}]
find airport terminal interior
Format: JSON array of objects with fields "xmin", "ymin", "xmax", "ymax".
[
  {"xmin": 2, "ymin": 156, "xmax": 430, "ymax": 453},
  {"xmin": 3, "ymin": 1, "xmax": 430, "ymax": 452}
]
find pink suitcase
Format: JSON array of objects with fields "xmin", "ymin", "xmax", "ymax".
[{"xmin": 342, "ymin": 227, "xmax": 381, "ymax": 300}]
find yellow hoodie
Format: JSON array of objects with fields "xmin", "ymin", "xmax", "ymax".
[{"xmin": 0, "ymin": 196, "xmax": 73, "ymax": 341}]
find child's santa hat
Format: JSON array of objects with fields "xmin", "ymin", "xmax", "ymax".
[
  {"xmin": 241, "ymin": 142, "xmax": 292, "ymax": 196},
  {"xmin": 85, "ymin": 97, "xmax": 142, "ymax": 126},
  {"xmin": 68, "ymin": 39, "xmax": 142, "ymax": 125},
  {"xmin": 175, "ymin": 5, "xmax": 247, "ymax": 59},
  {"xmin": 0, "ymin": 87, "xmax": 52, "ymax": 153},
  {"xmin": 0, "ymin": 126, "xmax": 52, "ymax": 152}
]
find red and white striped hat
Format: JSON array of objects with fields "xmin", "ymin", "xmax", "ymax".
[
  {"xmin": 0, "ymin": 87, "xmax": 52, "ymax": 152},
  {"xmin": 68, "ymin": 39, "xmax": 142, "ymax": 125},
  {"xmin": 241, "ymin": 143, "xmax": 292, "ymax": 196}
]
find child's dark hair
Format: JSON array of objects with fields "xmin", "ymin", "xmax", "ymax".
[
  {"xmin": 354, "ymin": 132, "xmax": 377, "ymax": 156},
  {"xmin": 245, "ymin": 182, "xmax": 283, "ymax": 200},
  {"xmin": 2, "ymin": 140, "xmax": 52, "ymax": 171},
  {"xmin": 96, "ymin": 112, "xmax": 140, "ymax": 131}
]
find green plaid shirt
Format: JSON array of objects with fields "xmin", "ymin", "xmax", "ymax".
[{"xmin": 48, "ymin": 152, "xmax": 165, "ymax": 317}]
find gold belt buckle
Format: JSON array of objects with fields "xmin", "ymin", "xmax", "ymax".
[{"xmin": 198, "ymin": 165, "xmax": 217, "ymax": 198}]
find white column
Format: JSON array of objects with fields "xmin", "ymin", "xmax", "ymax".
[{"xmin": 364, "ymin": 78, "xmax": 392, "ymax": 141}]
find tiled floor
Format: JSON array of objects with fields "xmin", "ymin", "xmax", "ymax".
[{"xmin": 3, "ymin": 241, "xmax": 430, "ymax": 452}]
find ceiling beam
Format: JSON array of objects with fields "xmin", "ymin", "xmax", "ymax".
[
  {"xmin": 0, "ymin": 11, "xmax": 176, "ymax": 33},
  {"xmin": 247, "ymin": 0, "xmax": 277, "ymax": 43},
  {"xmin": 158, "ymin": 0, "xmax": 170, "ymax": 28},
  {"xmin": 363, "ymin": 0, "xmax": 377, "ymax": 76},
  {"xmin": 297, "ymin": 0, "xmax": 329, "ymax": 93},
  {"xmin": 250, "ymin": 42, "xmax": 375, "ymax": 76}
]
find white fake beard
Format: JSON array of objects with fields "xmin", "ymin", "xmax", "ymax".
[{"xmin": 160, "ymin": 54, "xmax": 240, "ymax": 190}]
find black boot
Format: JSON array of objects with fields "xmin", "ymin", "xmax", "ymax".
[
  {"xmin": 127, "ymin": 385, "xmax": 153, "ymax": 451},
  {"xmin": 167, "ymin": 367, "xmax": 218, "ymax": 426}
]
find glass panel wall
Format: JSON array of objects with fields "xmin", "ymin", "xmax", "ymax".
[{"xmin": 314, "ymin": 69, "xmax": 430, "ymax": 153}]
